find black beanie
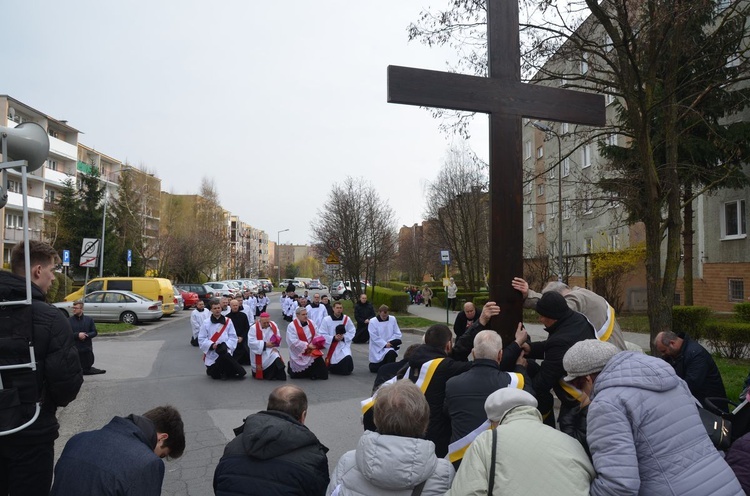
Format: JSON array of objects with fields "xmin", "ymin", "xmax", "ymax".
[{"xmin": 535, "ymin": 291, "xmax": 573, "ymax": 320}]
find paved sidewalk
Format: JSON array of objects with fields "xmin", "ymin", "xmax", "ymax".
[{"xmin": 406, "ymin": 303, "xmax": 650, "ymax": 351}]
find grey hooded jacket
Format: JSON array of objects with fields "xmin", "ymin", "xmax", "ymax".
[
  {"xmin": 326, "ymin": 431, "xmax": 454, "ymax": 495},
  {"xmin": 588, "ymin": 351, "xmax": 742, "ymax": 496}
]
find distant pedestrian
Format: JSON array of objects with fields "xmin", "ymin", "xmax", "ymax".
[
  {"xmin": 51, "ymin": 405, "xmax": 185, "ymax": 496},
  {"xmin": 70, "ymin": 300, "xmax": 106, "ymax": 375},
  {"xmin": 453, "ymin": 302, "xmax": 477, "ymax": 340},
  {"xmin": 422, "ymin": 285, "xmax": 433, "ymax": 307},
  {"xmin": 446, "ymin": 278, "xmax": 458, "ymax": 311},
  {"xmin": 328, "ymin": 380, "xmax": 454, "ymax": 495}
]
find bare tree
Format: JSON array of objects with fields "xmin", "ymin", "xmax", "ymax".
[
  {"xmin": 425, "ymin": 146, "xmax": 489, "ymax": 291},
  {"xmin": 312, "ymin": 177, "xmax": 397, "ymax": 292}
]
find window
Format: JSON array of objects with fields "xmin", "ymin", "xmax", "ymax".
[
  {"xmin": 563, "ymin": 200, "xmax": 571, "ymax": 220},
  {"xmin": 729, "ymin": 279, "xmax": 745, "ymax": 302},
  {"xmin": 7, "ymin": 180, "xmax": 21, "ymax": 194},
  {"xmin": 583, "ymin": 192, "xmax": 594, "ymax": 214},
  {"xmin": 582, "ymin": 145, "xmax": 592, "ymax": 168},
  {"xmin": 45, "ymin": 190, "xmax": 56, "ymax": 204},
  {"xmin": 562, "ymin": 157, "xmax": 570, "ymax": 177},
  {"xmin": 607, "ymin": 133, "xmax": 618, "ymax": 147},
  {"xmin": 584, "ymin": 238, "xmax": 593, "ymax": 254},
  {"xmin": 538, "ymin": 221, "xmax": 546, "ymax": 233},
  {"xmin": 108, "ymin": 280, "xmax": 133, "ymax": 291},
  {"xmin": 548, "ymin": 165, "xmax": 555, "ymax": 180},
  {"xmin": 5, "ymin": 214, "xmax": 22, "ymax": 229},
  {"xmin": 524, "ymin": 141, "xmax": 531, "ymax": 160},
  {"xmin": 561, "ymin": 122, "xmax": 570, "ymax": 134},
  {"xmin": 581, "ymin": 53, "xmax": 589, "ymax": 74},
  {"xmin": 608, "ymin": 233, "xmax": 620, "ymax": 251},
  {"xmin": 604, "ymin": 33, "xmax": 613, "ymax": 52},
  {"xmin": 527, "ymin": 210, "xmax": 534, "ymax": 229},
  {"xmin": 537, "ymin": 184, "xmax": 545, "ymax": 196},
  {"xmin": 46, "ymin": 159, "xmax": 58, "ymax": 171},
  {"xmin": 525, "ymin": 181, "xmax": 532, "ymax": 195},
  {"xmin": 721, "ymin": 200, "xmax": 746, "ymax": 239},
  {"xmin": 606, "ymin": 92, "xmax": 616, "ymax": 106},
  {"xmin": 536, "ymin": 146, "xmax": 544, "ymax": 159},
  {"xmin": 550, "ymin": 241, "xmax": 557, "ymax": 257},
  {"xmin": 563, "ymin": 241, "xmax": 571, "ymax": 255},
  {"xmin": 551, "ymin": 202, "xmax": 558, "ymax": 220}
]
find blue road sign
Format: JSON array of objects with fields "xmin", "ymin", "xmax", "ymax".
[
  {"xmin": 127, "ymin": 249, "xmax": 132, "ymax": 262},
  {"xmin": 62, "ymin": 249, "xmax": 70, "ymax": 267}
]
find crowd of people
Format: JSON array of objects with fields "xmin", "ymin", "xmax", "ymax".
[{"xmin": 3, "ymin": 239, "xmax": 750, "ymax": 495}]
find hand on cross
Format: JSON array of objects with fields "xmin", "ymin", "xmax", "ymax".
[
  {"xmin": 478, "ymin": 301, "xmax": 501, "ymax": 326},
  {"xmin": 511, "ymin": 277, "xmax": 529, "ymax": 299}
]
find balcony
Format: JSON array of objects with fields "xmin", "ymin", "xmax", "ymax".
[
  {"xmin": 3, "ymin": 227, "xmax": 43, "ymax": 243},
  {"xmin": 44, "ymin": 167, "xmax": 74, "ymax": 185},
  {"xmin": 49, "ymin": 136, "xmax": 77, "ymax": 160},
  {"xmin": 6, "ymin": 192, "xmax": 44, "ymax": 211}
]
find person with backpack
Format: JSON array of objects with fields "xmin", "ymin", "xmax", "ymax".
[{"xmin": 0, "ymin": 241, "xmax": 83, "ymax": 496}]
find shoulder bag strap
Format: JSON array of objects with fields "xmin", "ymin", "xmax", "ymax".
[
  {"xmin": 411, "ymin": 479, "xmax": 427, "ymax": 496},
  {"xmin": 488, "ymin": 428, "xmax": 497, "ymax": 496}
]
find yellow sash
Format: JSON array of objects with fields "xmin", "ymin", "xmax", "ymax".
[{"xmin": 360, "ymin": 358, "xmax": 445, "ymax": 416}]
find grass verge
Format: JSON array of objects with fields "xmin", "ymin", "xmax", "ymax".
[
  {"xmin": 97, "ymin": 322, "xmax": 138, "ymax": 333},
  {"xmin": 716, "ymin": 356, "xmax": 749, "ymax": 403}
]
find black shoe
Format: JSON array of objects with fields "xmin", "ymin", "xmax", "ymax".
[
  {"xmin": 84, "ymin": 367, "xmax": 106, "ymax": 375},
  {"xmin": 190, "ymin": 337, "xmax": 199, "ymax": 347}
]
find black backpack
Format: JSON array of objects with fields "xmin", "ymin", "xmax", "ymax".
[{"xmin": 0, "ymin": 303, "xmax": 41, "ymax": 435}]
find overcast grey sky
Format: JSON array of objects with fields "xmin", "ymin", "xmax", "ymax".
[{"xmin": 5, "ymin": 1, "xmax": 489, "ymax": 245}]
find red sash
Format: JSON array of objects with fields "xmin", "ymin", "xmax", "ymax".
[
  {"xmin": 294, "ymin": 319, "xmax": 322, "ymax": 358},
  {"xmin": 325, "ymin": 315, "xmax": 348, "ymax": 367},
  {"xmin": 202, "ymin": 318, "xmax": 230, "ymax": 362},
  {"xmin": 254, "ymin": 321, "xmax": 280, "ymax": 379}
]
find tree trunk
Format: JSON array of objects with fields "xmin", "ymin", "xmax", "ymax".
[{"xmin": 683, "ymin": 186, "xmax": 694, "ymax": 305}]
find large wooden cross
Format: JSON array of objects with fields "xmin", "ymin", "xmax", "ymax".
[{"xmin": 389, "ymin": 0, "xmax": 605, "ymax": 343}]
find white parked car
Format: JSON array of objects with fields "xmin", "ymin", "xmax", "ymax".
[{"xmin": 54, "ymin": 290, "xmax": 163, "ymax": 324}]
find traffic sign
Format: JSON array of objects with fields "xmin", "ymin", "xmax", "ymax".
[
  {"xmin": 325, "ymin": 251, "xmax": 341, "ymax": 265},
  {"xmin": 326, "ymin": 238, "xmax": 340, "ymax": 251},
  {"xmin": 127, "ymin": 249, "xmax": 132, "ymax": 267},
  {"xmin": 62, "ymin": 250, "xmax": 70, "ymax": 267},
  {"xmin": 440, "ymin": 250, "xmax": 451, "ymax": 265},
  {"xmin": 79, "ymin": 238, "xmax": 100, "ymax": 268}
]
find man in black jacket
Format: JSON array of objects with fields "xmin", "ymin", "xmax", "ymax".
[
  {"xmin": 352, "ymin": 293, "xmax": 375, "ymax": 344},
  {"xmin": 655, "ymin": 331, "xmax": 727, "ymax": 409},
  {"xmin": 444, "ymin": 329, "xmax": 534, "ymax": 468},
  {"xmin": 227, "ymin": 299, "xmax": 251, "ymax": 365},
  {"xmin": 69, "ymin": 300, "xmax": 105, "ymax": 375},
  {"xmin": 522, "ymin": 291, "xmax": 595, "ymax": 426},
  {"xmin": 453, "ymin": 301, "xmax": 477, "ymax": 340},
  {"xmin": 0, "ymin": 241, "xmax": 83, "ymax": 496},
  {"xmin": 213, "ymin": 385, "xmax": 329, "ymax": 496}
]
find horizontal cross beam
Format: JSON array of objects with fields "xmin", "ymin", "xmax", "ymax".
[{"xmin": 388, "ymin": 65, "xmax": 606, "ymax": 127}]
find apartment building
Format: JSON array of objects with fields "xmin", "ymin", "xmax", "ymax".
[
  {"xmin": 1, "ymin": 95, "xmax": 80, "ymax": 265},
  {"xmin": 521, "ymin": 11, "xmax": 749, "ymax": 312}
]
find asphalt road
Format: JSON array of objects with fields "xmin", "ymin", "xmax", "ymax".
[{"xmin": 54, "ymin": 294, "xmax": 423, "ymax": 496}]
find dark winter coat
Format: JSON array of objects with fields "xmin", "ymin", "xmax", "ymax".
[
  {"xmin": 50, "ymin": 415, "xmax": 163, "ymax": 496},
  {"xmin": 69, "ymin": 313, "xmax": 97, "ymax": 369},
  {"xmin": 663, "ymin": 332, "xmax": 726, "ymax": 409},
  {"xmin": 406, "ymin": 345, "xmax": 472, "ymax": 458},
  {"xmin": 214, "ymin": 410, "xmax": 330, "ymax": 496},
  {"xmin": 444, "ymin": 359, "xmax": 533, "ymax": 446},
  {"xmin": 452, "ymin": 311, "xmax": 476, "ymax": 339},
  {"xmin": 227, "ymin": 310, "xmax": 251, "ymax": 365},
  {"xmin": 0, "ymin": 271, "xmax": 82, "ymax": 444},
  {"xmin": 527, "ymin": 310, "xmax": 595, "ymax": 408},
  {"xmin": 354, "ymin": 301, "xmax": 375, "ymax": 328},
  {"xmin": 726, "ymin": 432, "xmax": 750, "ymax": 494}
]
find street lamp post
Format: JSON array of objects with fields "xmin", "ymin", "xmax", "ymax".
[
  {"xmin": 532, "ymin": 122, "xmax": 564, "ymax": 283},
  {"xmin": 277, "ymin": 228, "xmax": 289, "ymax": 286}
]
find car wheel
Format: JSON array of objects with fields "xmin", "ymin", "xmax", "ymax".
[
  {"xmin": 343, "ymin": 291, "xmax": 351, "ymax": 301},
  {"xmin": 120, "ymin": 311, "xmax": 138, "ymax": 325}
]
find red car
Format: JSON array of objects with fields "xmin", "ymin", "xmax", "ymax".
[{"xmin": 179, "ymin": 289, "xmax": 199, "ymax": 309}]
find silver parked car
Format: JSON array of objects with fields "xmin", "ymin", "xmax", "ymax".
[{"xmin": 54, "ymin": 290, "xmax": 164, "ymax": 324}]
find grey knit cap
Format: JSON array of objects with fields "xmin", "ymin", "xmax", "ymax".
[{"xmin": 563, "ymin": 339, "xmax": 620, "ymax": 382}]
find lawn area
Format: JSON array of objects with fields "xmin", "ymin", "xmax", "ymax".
[
  {"xmin": 97, "ymin": 322, "xmax": 138, "ymax": 333},
  {"xmin": 617, "ymin": 313, "xmax": 651, "ymax": 334},
  {"xmin": 717, "ymin": 357, "xmax": 749, "ymax": 403},
  {"xmin": 337, "ymin": 299, "xmax": 441, "ymax": 328}
]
